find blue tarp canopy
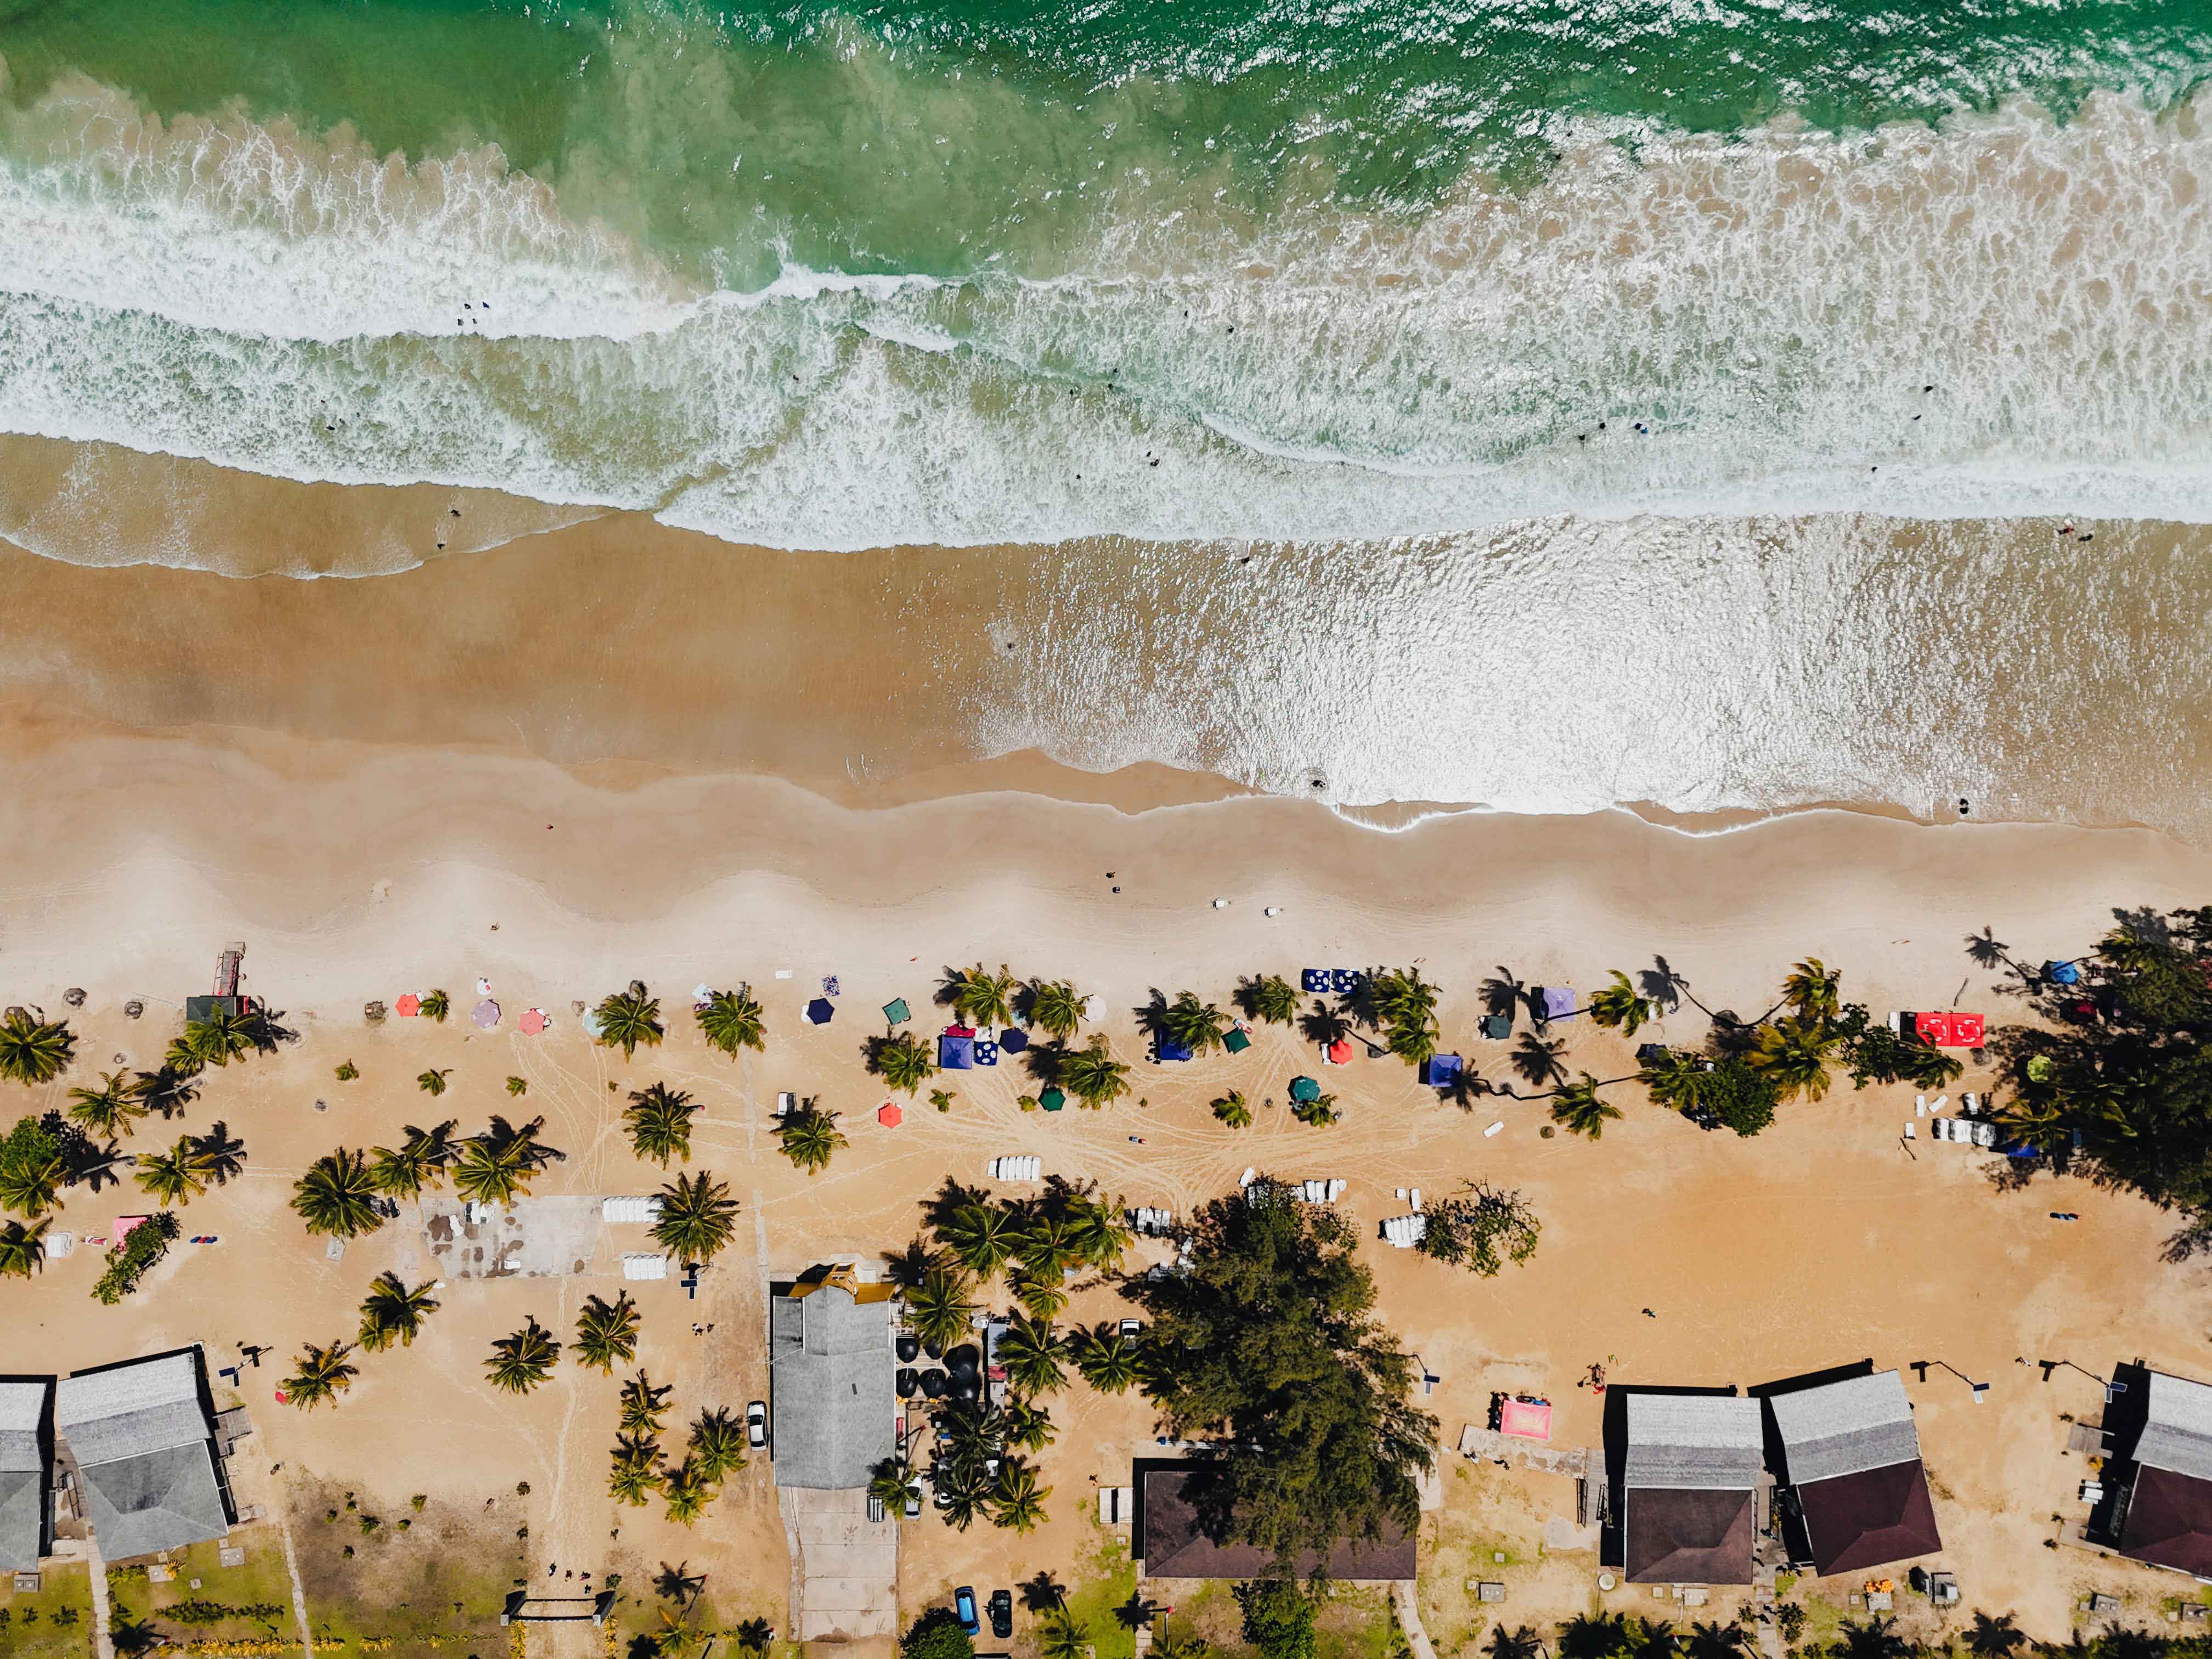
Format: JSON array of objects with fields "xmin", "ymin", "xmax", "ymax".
[
  {"xmin": 805, "ymin": 997, "xmax": 836, "ymax": 1025},
  {"xmin": 2045, "ymin": 961, "xmax": 2082, "ymax": 986},
  {"xmin": 939, "ymin": 1035, "xmax": 974, "ymax": 1069},
  {"xmin": 1423, "ymin": 1054, "xmax": 1463, "ymax": 1088},
  {"xmin": 1156, "ymin": 1040, "xmax": 1194, "ymax": 1063}
]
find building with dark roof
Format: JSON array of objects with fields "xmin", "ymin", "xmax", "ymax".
[
  {"xmin": 768, "ymin": 1266, "xmax": 895, "ymax": 1491},
  {"xmin": 1764, "ymin": 1369, "xmax": 1940, "ymax": 1577},
  {"xmin": 0, "ymin": 1377, "xmax": 53, "ymax": 1573},
  {"xmin": 2094, "ymin": 1363, "xmax": 2212, "ymax": 1579},
  {"xmin": 1619, "ymin": 1393, "xmax": 1762, "ymax": 1584},
  {"xmin": 1133, "ymin": 1462, "xmax": 1416, "ymax": 1583},
  {"xmin": 55, "ymin": 1347, "xmax": 233, "ymax": 1563}
]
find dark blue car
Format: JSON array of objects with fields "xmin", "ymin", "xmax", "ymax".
[{"xmin": 954, "ymin": 1587, "xmax": 980, "ymax": 1637}]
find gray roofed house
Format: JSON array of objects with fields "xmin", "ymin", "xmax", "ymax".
[
  {"xmin": 1624, "ymin": 1395, "xmax": 1763, "ymax": 1489},
  {"xmin": 769, "ymin": 1267, "xmax": 895, "ymax": 1491},
  {"xmin": 2132, "ymin": 1372, "xmax": 2212, "ymax": 1482},
  {"xmin": 0, "ymin": 1378, "xmax": 51, "ymax": 1573},
  {"xmin": 57, "ymin": 1348, "xmax": 230, "ymax": 1562},
  {"xmin": 1768, "ymin": 1370, "xmax": 1922, "ymax": 1485}
]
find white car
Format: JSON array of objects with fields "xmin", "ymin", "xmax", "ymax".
[{"xmin": 747, "ymin": 1400, "xmax": 768, "ymax": 1449}]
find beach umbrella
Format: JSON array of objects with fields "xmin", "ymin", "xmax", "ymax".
[
  {"xmin": 883, "ymin": 997, "xmax": 911, "ymax": 1025},
  {"xmin": 1325, "ymin": 1039, "xmax": 1352, "ymax": 1065},
  {"xmin": 999, "ymin": 1028, "xmax": 1029, "ymax": 1053},
  {"xmin": 1289, "ymin": 1076, "xmax": 1322, "ymax": 1104},
  {"xmin": 878, "ymin": 1102, "xmax": 904, "ymax": 1127},
  {"xmin": 395, "ymin": 992, "xmax": 421, "ymax": 1018},
  {"xmin": 472, "ymin": 998, "xmax": 501, "ymax": 1029},
  {"xmin": 520, "ymin": 1008, "xmax": 549, "ymax": 1035},
  {"xmin": 1040, "ymin": 1087, "xmax": 1066, "ymax": 1113},
  {"xmin": 805, "ymin": 997, "xmax": 836, "ymax": 1026}
]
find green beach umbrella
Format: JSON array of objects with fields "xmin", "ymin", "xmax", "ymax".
[
  {"xmin": 1040, "ymin": 1087, "xmax": 1066, "ymax": 1113},
  {"xmin": 1223, "ymin": 1029, "xmax": 1252, "ymax": 1054},
  {"xmin": 1289, "ymin": 1076, "xmax": 1321, "ymax": 1104},
  {"xmin": 883, "ymin": 998, "xmax": 911, "ymax": 1025}
]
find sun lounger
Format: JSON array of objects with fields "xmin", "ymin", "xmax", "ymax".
[
  {"xmin": 988, "ymin": 1155, "xmax": 1043, "ymax": 1182},
  {"xmin": 1963, "ymin": 1092, "xmax": 1979, "ymax": 1114},
  {"xmin": 1239, "ymin": 1166, "xmax": 1257, "ymax": 1188},
  {"xmin": 1915, "ymin": 1100, "xmax": 1926, "ymax": 1117},
  {"xmin": 1931, "ymin": 1093, "xmax": 1949, "ymax": 1114},
  {"xmin": 1483, "ymin": 1120, "xmax": 1505, "ymax": 1138},
  {"xmin": 1409, "ymin": 1188, "xmax": 1422, "ymax": 1211},
  {"xmin": 621, "ymin": 1253, "xmax": 669, "ymax": 1280},
  {"xmin": 602, "ymin": 1195, "xmax": 664, "ymax": 1224},
  {"xmin": 1395, "ymin": 1187, "xmax": 1407, "ymax": 1200},
  {"xmin": 1903, "ymin": 1122, "xmax": 1916, "ymax": 1139},
  {"xmin": 775, "ymin": 1091, "xmax": 796, "ymax": 1118}
]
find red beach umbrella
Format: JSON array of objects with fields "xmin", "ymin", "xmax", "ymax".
[{"xmin": 878, "ymin": 1102, "xmax": 904, "ymax": 1127}]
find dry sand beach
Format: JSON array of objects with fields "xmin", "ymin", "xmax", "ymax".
[{"xmin": 5, "ymin": 719, "xmax": 2212, "ymax": 1654}]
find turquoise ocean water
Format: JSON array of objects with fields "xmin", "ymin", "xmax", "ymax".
[{"xmin": 1, "ymin": 0, "xmax": 2210, "ymax": 825}]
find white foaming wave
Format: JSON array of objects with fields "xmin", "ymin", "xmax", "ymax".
[
  {"xmin": 0, "ymin": 71, "xmax": 698, "ymax": 344},
  {"xmin": 0, "ymin": 83, "xmax": 2209, "ymax": 550}
]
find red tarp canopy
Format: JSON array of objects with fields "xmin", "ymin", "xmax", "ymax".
[
  {"xmin": 1500, "ymin": 1398, "xmax": 1553, "ymax": 1441},
  {"xmin": 1916, "ymin": 1011, "xmax": 1985, "ymax": 1047}
]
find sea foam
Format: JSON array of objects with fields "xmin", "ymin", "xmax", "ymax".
[{"xmin": 0, "ymin": 77, "xmax": 2207, "ymax": 555}]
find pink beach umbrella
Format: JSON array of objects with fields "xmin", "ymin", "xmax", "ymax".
[
  {"xmin": 395, "ymin": 992, "xmax": 421, "ymax": 1018},
  {"xmin": 472, "ymin": 998, "xmax": 501, "ymax": 1030},
  {"xmin": 520, "ymin": 1008, "xmax": 548, "ymax": 1036}
]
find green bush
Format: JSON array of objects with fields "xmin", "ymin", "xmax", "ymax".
[{"xmin": 92, "ymin": 1212, "xmax": 180, "ymax": 1304}]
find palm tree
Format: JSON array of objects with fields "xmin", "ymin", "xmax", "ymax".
[
  {"xmin": 1015, "ymin": 1213, "xmax": 1080, "ymax": 1283},
  {"xmin": 1684, "ymin": 1622, "xmax": 1748, "ymax": 1659},
  {"xmin": 1833, "ymin": 1617, "xmax": 1907, "ymax": 1659},
  {"xmin": 134, "ymin": 1137, "xmax": 208, "ymax": 1205},
  {"xmin": 990, "ymin": 1457, "xmax": 1051, "ymax": 1532},
  {"xmin": 358, "ymin": 1272, "xmax": 441, "ymax": 1351},
  {"xmin": 1026, "ymin": 980, "xmax": 1086, "ymax": 1042},
  {"xmin": 945, "ymin": 963, "xmax": 1018, "ymax": 1029},
  {"xmin": 452, "ymin": 1135, "xmax": 526, "ymax": 1205},
  {"xmin": 1749, "ymin": 1013, "xmax": 1840, "ymax": 1102},
  {"xmin": 1011, "ymin": 1268, "xmax": 1070, "ymax": 1322},
  {"xmin": 907, "ymin": 1266, "xmax": 979, "ymax": 1351},
  {"xmin": 1485, "ymin": 1627, "xmax": 1543, "ymax": 1659},
  {"xmin": 0, "ymin": 1135, "xmax": 65, "ymax": 1218},
  {"xmin": 1238, "ymin": 974, "xmax": 1299, "ymax": 1027},
  {"xmin": 607, "ymin": 1434, "xmax": 663, "ymax": 1505},
  {"xmin": 486, "ymin": 1317, "xmax": 561, "ymax": 1393},
  {"xmin": 416, "ymin": 1069, "xmax": 450, "ymax": 1097},
  {"xmin": 574, "ymin": 1292, "xmax": 642, "ymax": 1373},
  {"xmin": 283, "ymin": 1341, "xmax": 359, "ymax": 1409},
  {"xmin": 292, "ymin": 1148, "xmax": 384, "ymax": 1238},
  {"xmin": 689, "ymin": 1408, "xmax": 748, "ymax": 1481},
  {"xmin": 652, "ymin": 1169, "xmax": 741, "ymax": 1265},
  {"xmin": 1056, "ymin": 1036, "xmax": 1131, "ymax": 1108},
  {"xmin": 995, "ymin": 1315, "xmax": 1066, "ymax": 1395},
  {"xmin": 619, "ymin": 1372, "xmax": 675, "ymax": 1437},
  {"xmin": 0, "ymin": 1217, "xmax": 50, "ymax": 1278},
  {"xmin": 1040, "ymin": 1610, "xmax": 1090, "ymax": 1659},
  {"xmin": 934, "ymin": 1462, "xmax": 990, "ymax": 1531},
  {"xmin": 661, "ymin": 1455, "xmax": 714, "ymax": 1526},
  {"xmin": 697, "ymin": 988, "xmax": 767, "ymax": 1057},
  {"xmin": 414, "ymin": 988, "xmax": 448, "ymax": 1024},
  {"xmin": 1065, "ymin": 1197, "xmax": 1131, "ymax": 1269},
  {"xmin": 625, "ymin": 1083, "xmax": 698, "ymax": 1167},
  {"xmin": 1550, "ymin": 1075, "xmax": 1623, "ymax": 1139},
  {"xmin": 869, "ymin": 1031, "xmax": 937, "ymax": 1094},
  {"xmin": 1211, "ymin": 1091, "xmax": 1253, "ymax": 1128},
  {"xmin": 881, "ymin": 1237, "xmax": 950, "ymax": 1291},
  {"xmin": 868, "ymin": 1455, "xmax": 917, "ymax": 1512},
  {"xmin": 369, "ymin": 1120, "xmax": 457, "ymax": 1199},
  {"xmin": 0, "ymin": 1009, "xmax": 73, "ymax": 1085},
  {"xmin": 777, "ymin": 1103, "xmax": 848, "ymax": 1175},
  {"xmin": 1587, "ymin": 970, "xmax": 1650, "ymax": 1036},
  {"xmin": 1781, "ymin": 957, "xmax": 1841, "ymax": 1021},
  {"xmin": 1511, "ymin": 1030, "xmax": 1568, "ymax": 1089},
  {"xmin": 1004, "ymin": 1397, "xmax": 1057, "ymax": 1452},
  {"xmin": 1158, "ymin": 990, "xmax": 1227, "ymax": 1054},
  {"xmin": 936, "ymin": 1200, "xmax": 1020, "ymax": 1281},
  {"xmin": 594, "ymin": 985, "xmax": 665, "ymax": 1058},
  {"xmin": 184, "ymin": 1007, "xmax": 258, "ymax": 1069},
  {"xmin": 190, "ymin": 1122, "xmax": 246, "ymax": 1185},
  {"xmin": 1290, "ymin": 1091, "xmax": 1340, "ymax": 1127},
  {"xmin": 1557, "ymin": 1614, "xmax": 1633, "ymax": 1659},
  {"xmin": 67, "ymin": 1071, "xmax": 146, "ymax": 1139},
  {"xmin": 1070, "ymin": 1323, "xmax": 1139, "ymax": 1393},
  {"xmin": 1963, "ymin": 1613, "xmax": 2026, "ymax": 1659},
  {"xmin": 1628, "ymin": 1618, "xmax": 1681, "ymax": 1659}
]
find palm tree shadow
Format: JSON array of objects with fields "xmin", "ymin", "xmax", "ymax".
[
  {"xmin": 922, "ymin": 1176, "xmax": 990, "ymax": 1235},
  {"xmin": 1639, "ymin": 955, "xmax": 1686, "ymax": 1011},
  {"xmin": 1023, "ymin": 1041, "xmax": 1067, "ymax": 1086},
  {"xmin": 1480, "ymin": 967, "xmax": 1525, "ymax": 1022},
  {"xmin": 1018, "ymin": 1570, "xmax": 1068, "ymax": 1613},
  {"xmin": 1134, "ymin": 989, "xmax": 1171, "ymax": 1042},
  {"xmin": 653, "ymin": 1560, "xmax": 706, "ymax": 1606},
  {"xmin": 1115, "ymin": 1592, "xmax": 1164, "ymax": 1631},
  {"xmin": 1299, "ymin": 999, "xmax": 1350, "ymax": 1047}
]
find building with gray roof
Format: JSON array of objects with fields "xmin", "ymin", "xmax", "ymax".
[
  {"xmin": 769, "ymin": 1267, "xmax": 895, "ymax": 1490},
  {"xmin": 1620, "ymin": 1393, "xmax": 1763, "ymax": 1584},
  {"xmin": 0, "ymin": 1377, "xmax": 53, "ymax": 1573},
  {"xmin": 55, "ymin": 1347, "xmax": 232, "ymax": 1562},
  {"xmin": 1763, "ymin": 1369, "xmax": 1940, "ymax": 1577},
  {"xmin": 2096, "ymin": 1363, "xmax": 2212, "ymax": 1578}
]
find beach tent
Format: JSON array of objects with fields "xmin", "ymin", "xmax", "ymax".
[
  {"xmin": 805, "ymin": 998, "xmax": 836, "ymax": 1026},
  {"xmin": 883, "ymin": 998, "xmax": 911, "ymax": 1025},
  {"xmin": 1480, "ymin": 1013, "xmax": 1512, "ymax": 1041},
  {"xmin": 395, "ymin": 993, "xmax": 421, "ymax": 1018},
  {"xmin": 1289, "ymin": 1076, "xmax": 1322, "ymax": 1104},
  {"xmin": 1499, "ymin": 1399, "xmax": 1553, "ymax": 1442},
  {"xmin": 939, "ymin": 1035, "xmax": 975, "ymax": 1070},
  {"xmin": 1040, "ymin": 1087, "xmax": 1066, "ymax": 1113},
  {"xmin": 1223, "ymin": 1029, "xmax": 1252, "ymax": 1054},
  {"xmin": 1915, "ymin": 1011, "xmax": 1985, "ymax": 1047},
  {"xmin": 1539, "ymin": 986, "xmax": 1577, "ymax": 1022},
  {"xmin": 1326, "ymin": 1039, "xmax": 1353, "ymax": 1065},
  {"xmin": 878, "ymin": 1102, "xmax": 904, "ymax": 1127},
  {"xmin": 472, "ymin": 998, "xmax": 501, "ymax": 1029},
  {"xmin": 1424, "ymin": 1054, "xmax": 1463, "ymax": 1089}
]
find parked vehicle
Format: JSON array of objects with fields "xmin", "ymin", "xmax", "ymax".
[
  {"xmin": 988, "ymin": 1590, "xmax": 1013, "ymax": 1639},
  {"xmin": 954, "ymin": 1587, "xmax": 980, "ymax": 1637},
  {"xmin": 746, "ymin": 1400, "xmax": 768, "ymax": 1448}
]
